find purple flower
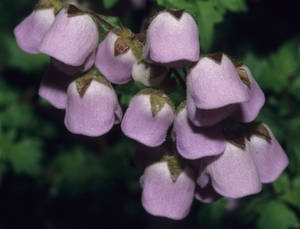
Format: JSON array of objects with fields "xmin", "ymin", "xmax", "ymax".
[
  {"xmin": 187, "ymin": 54, "xmax": 249, "ymax": 126},
  {"xmin": 173, "ymin": 103, "xmax": 226, "ymax": 159},
  {"xmin": 121, "ymin": 89, "xmax": 175, "ymax": 147},
  {"xmin": 195, "ymin": 182, "xmax": 222, "ymax": 203},
  {"xmin": 249, "ymin": 123, "xmax": 289, "ymax": 183},
  {"xmin": 143, "ymin": 9, "xmax": 199, "ymax": 68},
  {"xmin": 197, "ymin": 141, "xmax": 262, "ymax": 198},
  {"xmin": 231, "ymin": 65, "xmax": 265, "ymax": 123},
  {"xmin": 95, "ymin": 28, "xmax": 142, "ymax": 84},
  {"xmin": 14, "ymin": 7, "xmax": 55, "ymax": 54},
  {"xmin": 187, "ymin": 93, "xmax": 238, "ymax": 127},
  {"xmin": 64, "ymin": 75, "xmax": 121, "ymax": 136},
  {"xmin": 141, "ymin": 160, "xmax": 195, "ymax": 220},
  {"xmin": 39, "ymin": 7, "xmax": 99, "ymax": 66},
  {"xmin": 39, "ymin": 63, "xmax": 78, "ymax": 109}
]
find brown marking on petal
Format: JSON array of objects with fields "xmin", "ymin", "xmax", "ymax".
[
  {"xmin": 252, "ymin": 123, "xmax": 272, "ymax": 142},
  {"xmin": 150, "ymin": 94, "xmax": 166, "ymax": 117},
  {"xmin": 224, "ymin": 132, "xmax": 246, "ymax": 149},
  {"xmin": 167, "ymin": 157, "xmax": 184, "ymax": 182},
  {"xmin": 167, "ymin": 9, "xmax": 185, "ymax": 20},
  {"xmin": 76, "ymin": 76, "xmax": 93, "ymax": 98},
  {"xmin": 236, "ymin": 67, "xmax": 250, "ymax": 86},
  {"xmin": 67, "ymin": 4, "xmax": 85, "ymax": 15},
  {"xmin": 207, "ymin": 52, "xmax": 223, "ymax": 63},
  {"xmin": 114, "ymin": 37, "xmax": 130, "ymax": 56}
]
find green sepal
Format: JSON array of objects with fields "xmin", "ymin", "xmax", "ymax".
[
  {"xmin": 75, "ymin": 75, "xmax": 111, "ymax": 98},
  {"xmin": 34, "ymin": 0, "xmax": 66, "ymax": 14}
]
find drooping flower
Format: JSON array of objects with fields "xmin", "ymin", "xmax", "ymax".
[
  {"xmin": 231, "ymin": 64, "xmax": 265, "ymax": 123},
  {"xmin": 121, "ymin": 89, "xmax": 175, "ymax": 147},
  {"xmin": 143, "ymin": 9, "xmax": 199, "ymax": 68},
  {"xmin": 197, "ymin": 141, "xmax": 262, "ymax": 199},
  {"xmin": 39, "ymin": 5, "xmax": 99, "ymax": 66},
  {"xmin": 14, "ymin": 0, "xmax": 58, "ymax": 54},
  {"xmin": 141, "ymin": 159, "xmax": 196, "ymax": 220},
  {"xmin": 248, "ymin": 123, "xmax": 289, "ymax": 183},
  {"xmin": 187, "ymin": 53, "xmax": 249, "ymax": 126},
  {"xmin": 172, "ymin": 102, "xmax": 226, "ymax": 159},
  {"xmin": 39, "ymin": 63, "xmax": 78, "ymax": 109},
  {"xmin": 95, "ymin": 28, "xmax": 142, "ymax": 84},
  {"xmin": 64, "ymin": 75, "xmax": 121, "ymax": 136}
]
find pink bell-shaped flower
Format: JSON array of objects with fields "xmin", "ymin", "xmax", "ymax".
[
  {"xmin": 141, "ymin": 160, "xmax": 196, "ymax": 220},
  {"xmin": 143, "ymin": 9, "xmax": 199, "ymax": 68},
  {"xmin": 248, "ymin": 123, "xmax": 289, "ymax": 183},
  {"xmin": 231, "ymin": 65, "xmax": 265, "ymax": 123},
  {"xmin": 197, "ymin": 141, "xmax": 262, "ymax": 199},
  {"xmin": 14, "ymin": 5, "xmax": 56, "ymax": 54},
  {"xmin": 173, "ymin": 103, "xmax": 226, "ymax": 159},
  {"xmin": 187, "ymin": 53, "xmax": 249, "ymax": 126},
  {"xmin": 39, "ymin": 63, "xmax": 78, "ymax": 109},
  {"xmin": 187, "ymin": 53, "xmax": 249, "ymax": 110},
  {"xmin": 39, "ymin": 6, "xmax": 99, "ymax": 66},
  {"xmin": 64, "ymin": 75, "xmax": 121, "ymax": 136},
  {"xmin": 121, "ymin": 89, "xmax": 175, "ymax": 147},
  {"xmin": 95, "ymin": 28, "xmax": 142, "ymax": 84}
]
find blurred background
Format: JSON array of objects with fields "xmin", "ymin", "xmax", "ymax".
[{"xmin": 0, "ymin": 0, "xmax": 299, "ymax": 228}]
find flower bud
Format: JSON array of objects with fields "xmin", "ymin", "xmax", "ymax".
[
  {"xmin": 141, "ymin": 161, "xmax": 195, "ymax": 220},
  {"xmin": 121, "ymin": 89, "xmax": 175, "ymax": 147},
  {"xmin": 173, "ymin": 103, "xmax": 226, "ymax": 159},
  {"xmin": 143, "ymin": 9, "xmax": 199, "ymax": 68},
  {"xmin": 95, "ymin": 28, "xmax": 142, "ymax": 84},
  {"xmin": 39, "ymin": 7, "xmax": 99, "ymax": 66},
  {"xmin": 64, "ymin": 75, "xmax": 121, "ymax": 136},
  {"xmin": 132, "ymin": 60, "xmax": 167, "ymax": 87}
]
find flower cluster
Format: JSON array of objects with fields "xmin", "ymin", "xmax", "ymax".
[{"xmin": 14, "ymin": 0, "xmax": 289, "ymax": 220}]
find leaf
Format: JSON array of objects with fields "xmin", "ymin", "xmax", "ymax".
[
  {"xmin": 7, "ymin": 138, "xmax": 43, "ymax": 177},
  {"xmin": 256, "ymin": 201, "xmax": 299, "ymax": 229},
  {"xmin": 272, "ymin": 172, "xmax": 290, "ymax": 195},
  {"xmin": 102, "ymin": 0, "xmax": 119, "ymax": 9},
  {"xmin": 3, "ymin": 34, "xmax": 49, "ymax": 73},
  {"xmin": 218, "ymin": 0, "xmax": 248, "ymax": 12}
]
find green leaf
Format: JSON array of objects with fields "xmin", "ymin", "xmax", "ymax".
[
  {"xmin": 272, "ymin": 172, "xmax": 290, "ymax": 195},
  {"xmin": 197, "ymin": 199, "xmax": 227, "ymax": 229},
  {"xmin": 7, "ymin": 138, "xmax": 43, "ymax": 176},
  {"xmin": 102, "ymin": 0, "xmax": 119, "ymax": 9},
  {"xmin": 218, "ymin": 0, "xmax": 248, "ymax": 12},
  {"xmin": 3, "ymin": 34, "xmax": 49, "ymax": 73},
  {"xmin": 256, "ymin": 201, "xmax": 299, "ymax": 229},
  {"xmin": 196, "ymin": 1, "xmax": 224, "ymax": 53}
]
